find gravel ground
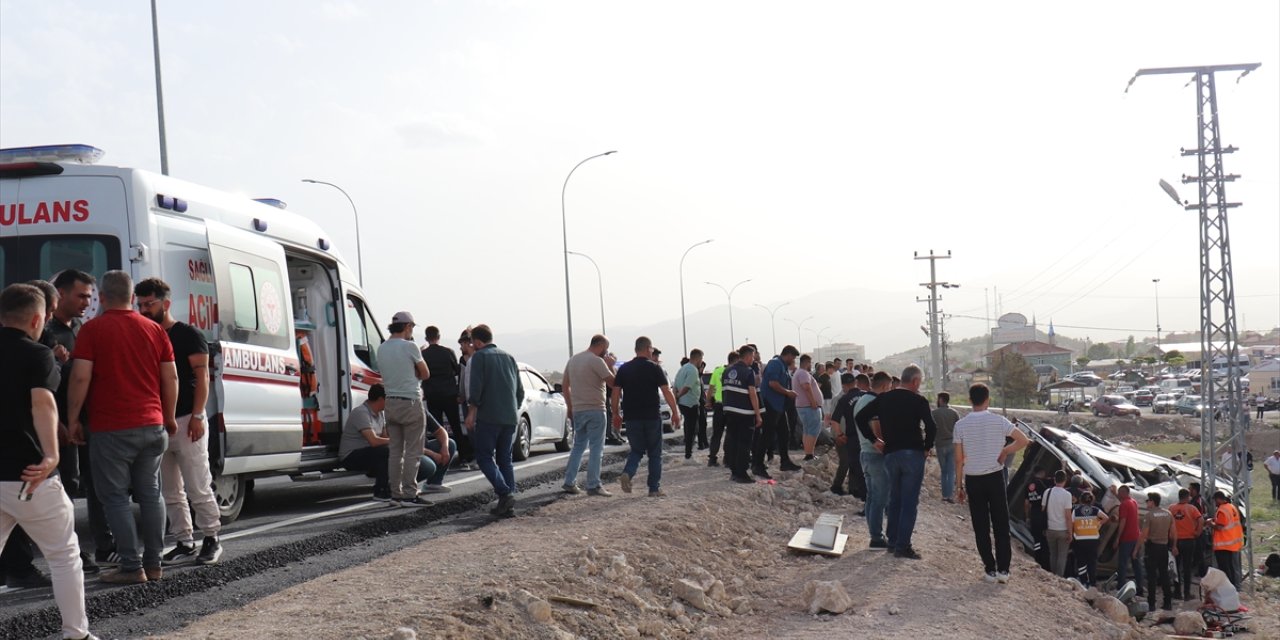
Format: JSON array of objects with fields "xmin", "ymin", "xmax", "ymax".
[{"xmin": 150, "ymin": 447, "xmax": 1279, "ymax": 640}]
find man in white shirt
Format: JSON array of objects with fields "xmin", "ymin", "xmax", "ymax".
[
  {"xmin": 1043, "ymin": 470, "xmax": 1074, "ymax": 578},
  {"xmin": 1264, "ymin": 450, "xmax": 1280, "ymax": 502},
  {"xmin": 954, "ymin": 383, "xmax": 1029, "ymax": 583}
]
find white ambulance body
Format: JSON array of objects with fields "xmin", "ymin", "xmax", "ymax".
[{"xmin": 0, "ymin": 145, "xmax": 386, "ymax": 521}]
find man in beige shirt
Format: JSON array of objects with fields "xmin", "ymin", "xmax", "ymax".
[
  {"xmin": 560, "ymin": 335, "xmax": 617, "ymax": 496},
  {"xmin": 1140, "ymin": 492, "xmax": 1179, "ymax": 611}
]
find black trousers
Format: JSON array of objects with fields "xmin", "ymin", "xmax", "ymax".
[
  {"xmin": 785, "ymin": 399, "xmax": 801, "ymax": 449},
  {"xmin": 964, "ymin": 470, "xmax": 1012, "ymax": 574},
  {"xmin": 426, "ymin": 393, "xmax": 470, "ymax": 462},
  {"xmin": 1175, "ymin": 538, "xmax": 1197, "ymax": 598},
  {"xmin": 752, "ymin": 405, "xmax": 793, "ymax": 469},
  {"xmin": 1030, "ymin": 516, "xmax": 1051, "ymax": 571},
  {"xmin": 708, "ymin": 403, "xmax": 725, "ymax": 462},
  {"xmin": 697, "ymin": 403, "xmax": 708, "ymax": 448},
  {"xmin": 833, "ymin": 436, "xmax": 866, "ymax": 498},
  {"xmin": 724, "ymin": 413, "xmax": 754, "ymax": 478},
  {"xmin": 1146, "ymin": 542, "xmax": 1174, "ymax": 609},
  {"xmin": 1215, "ymin": 549, "xmax": 1242, "ymax": 589},
  {"xmin": 1073, "ymin": 539, "xmax": 1100, "ymax": 587},
  {"xmin": 1270, "ymin": 473, "xmax": 1280, "ymax": 501},
  {"xmin": 680, "ymin": 405, "xmax": 699, "ymax": 457},
  {"xmin": 343, "ymin": 446, "xmax": 390, "ymax": 494}
]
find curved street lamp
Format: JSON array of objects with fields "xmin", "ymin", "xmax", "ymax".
[
  {"xmin": 706, "ymin": 279, "xmax": 751, "ymax": 350},
  {"xmin": 785, "ymin": 315, "xmax": 815, "ymax": 352},
  {"xmin": 561, "ymin": 151, "xmax": 616, "ymax": 357},
  {"xmin": 679, "ymin": 239, "xmax": 715, "ymax": 355},
  {"xmin": 754, "ymin": 301, "xmax": 791, "ymax": 357},
  {"xmin": 301, "ymin": 179, "xmax": 363, "ymax": 287},
  {"xmin": 567, "ymin": 250, "xmax": 606, "ymax": 335}
]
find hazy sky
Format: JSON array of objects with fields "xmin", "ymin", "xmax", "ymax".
[{"xmin": 2, "ymin": 0, "xmax": 1277, "ymax": 364}]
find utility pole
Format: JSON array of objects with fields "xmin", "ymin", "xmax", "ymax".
[
  {"xmin": 150, "ymin": 0, "xmax": 169, "ymax": 175},
  {"xmin": 915, "ymin": 250, "xmax": 951, "ymax": 392},
  {"xmin": 940, "ymin": 313, "xmax": 951, "ymax": 389},
  {"xmin": 1129, "ymin": 62, "xmax": 1260, "ymax": 594},
  {"xmin": 1152, "ymin": 278, "xmax": 1162, "ymax": 349}
]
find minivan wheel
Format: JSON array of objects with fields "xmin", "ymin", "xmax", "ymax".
[
  {"xmin": 513, "ymin": 416, "xmax": 532, "ymax": 461},
  {"xmin": 214, "ymin": 473, "xmax": 247, "ymax": 524}
]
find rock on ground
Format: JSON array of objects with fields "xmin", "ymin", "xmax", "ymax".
[{"xmin": 802, "ymin": 580, "xmax": 852, "ymax": 615}]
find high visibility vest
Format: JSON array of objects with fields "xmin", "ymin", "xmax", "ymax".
[
  {"xmin": 1072, "ymin": 505, "xmax": 1102, "ymax": 540},
  {"xmin": 1213, "ymin": 503, "xmax": 1243, "ymax": 552}
]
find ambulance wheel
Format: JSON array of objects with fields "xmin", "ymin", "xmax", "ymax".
[
  {"xmin": 554, "ymin": 417, "xmax": 573, "ymax": 452},
  {"xmin": 215, "ymin": 473, "xmax": 247, "ymax": 524},
  {"xmin": 513, "ymin": 416, "xmax": 532, "ymax": 462}
]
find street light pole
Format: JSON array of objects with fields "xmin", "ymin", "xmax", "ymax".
[
  {"xmin": 560, "ymin": 151, "xmax": 616, "ymax": 358},
  {"xmin": 706, "ymin": 280, "xmax": 751, "ymax": 350},
  {"xmin": 1152, "ymin": 278, "xmax": 1162, "ymax": 349},
  {"xmin": 679, "ymin": 239, "xmax": 714, "ymax": 355},
  {"xmin": 150, "ymin": 0, "xmax": 169, "ymax": 175},
  {"xmin": 567, "ymin": 251, "xmax": 606, "ymax": 335},
  {"xmin": 754, "ymin": 302, "xmax": 790, "ymax": 357},
  {"xmin": 785, "ymin": 316, "xmax": 815, "ymax": 352},
  {"xmin": 301, "ymin": 179, "xmax": 363, "ymax": 287}
]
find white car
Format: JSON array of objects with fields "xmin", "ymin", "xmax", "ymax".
[{"xmin": 513, "ymin": 364, "xmax": 572, "ymax": 461}]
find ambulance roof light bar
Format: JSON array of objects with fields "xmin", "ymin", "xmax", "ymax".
[{"xmin": 0, "ymin": 144, "xmax": 105, "ymax": 165}]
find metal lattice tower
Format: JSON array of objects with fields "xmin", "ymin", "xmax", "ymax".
[{"xmin": 1128, "ymin": 62, "xmax": 1261, "ymax": 592}]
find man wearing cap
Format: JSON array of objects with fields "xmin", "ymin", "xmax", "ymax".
[{"xmin": 376, "ymin": 312, "xmax": 431, "ymax": 508}]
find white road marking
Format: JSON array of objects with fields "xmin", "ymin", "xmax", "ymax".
[{"xmin": 221, "ymin": 449, "xmax": 589, "ymax": 542}]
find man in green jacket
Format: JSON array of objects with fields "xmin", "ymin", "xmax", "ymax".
[{"xmin": 464, "ymin": 324, "xmax": 524, "ymax": 516}]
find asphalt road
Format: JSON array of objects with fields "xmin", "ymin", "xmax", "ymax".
[{"xmin": 0, "ymin": 437, "xmax": 681, "ymax": 640}]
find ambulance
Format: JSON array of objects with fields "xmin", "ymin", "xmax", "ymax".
[{"xmin": 0, "ymin": 144, "xmax": 386, "ymax": 522}]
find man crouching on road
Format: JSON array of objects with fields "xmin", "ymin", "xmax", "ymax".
[
  {"xmin": 341, "ymin": 384, "xmax": 457, "ymax": 502},
  {"xmin": 612, "ymin": 336, "xmax": 681, "ymax": 497},
  {"xmin": 465, "ymin": 325, "xmax": 524, "ymax": 517}
]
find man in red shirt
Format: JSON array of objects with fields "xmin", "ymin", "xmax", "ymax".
[
  {"xmin": 1111, "ymin": 484, "xmax": 1146, "ymax": 596},
  {"xmin": 67, "ymin": 271, "xmax": 177, "ymax": 585}
]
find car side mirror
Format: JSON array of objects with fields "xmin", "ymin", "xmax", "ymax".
[{"xmin": 553, "ymin": 383, "xmax": 563, "ymax": 394}]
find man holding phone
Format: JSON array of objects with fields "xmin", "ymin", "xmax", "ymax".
[{"xmin": 0, "ymin": 283, "xmax": 96, "ymax": 640}]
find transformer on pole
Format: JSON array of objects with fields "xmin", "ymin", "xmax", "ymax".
[
  {"xmin": 915, "ymin": 250, "xmax": 951, "ymax": 392},
  {"xmin": 1128, "ymin": 62, "xmax": 1261, "ymax": 593}
]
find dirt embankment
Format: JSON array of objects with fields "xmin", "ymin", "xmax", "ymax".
[{"xmin": 157, "ymin": 453, "xmax": 1186, "ymax": 640}]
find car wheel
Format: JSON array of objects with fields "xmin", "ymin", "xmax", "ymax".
[
  {"xmin": 214, "ymin": 473, "xmax": 247, "ymax": 524},
  {"xmin": 512, "ymin": 416, "xmax": 532, "ymax": 461},
  {"xmin": 554, "ymin": 416, "xmax": 573, "ymax": 452}
]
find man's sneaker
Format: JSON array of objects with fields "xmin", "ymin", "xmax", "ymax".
[
  {"xmin": 69, "ymin": 634, "xmax": 101, "ymax": 640},
  {"xmin": 94, "ymin": 548, "xmax": 122, "ymax": 568},
  {"xmin": 80, "ymin": 551, "xmax": 100, "ymax": 575},
  {"xmin": 396, "ymin": 496, "xmax": 433, "ymax": 508},
  {"xmin": 162, "ymin": 541, "xmax": 198, "ymax": 565},
  {"xmin": 983, "ymin": 571, "xmax": 998, "ymax": 583},
  {"xmin": 779, "ymin": 463, "xmax": 802, "ymax": 472},
  {"xmin": 854, "ymin": 510, "xmax": 866, "ymax": 517},
  {"xmin": 648, "ymin": 490, "xmax": 666, "ymax": 498},
  {"xmin": 198, "ymin": 538, "xmax": 223, "ymax": 566},
  {"xmin": 371, "ymin": 492, "xmax": 393, "ymax": 503},
  {"xmin": 619, "ymin": 473, "xmax": 633, "ymax": 494},
  {"xmin": 894, "ymin": 547, "xmax": 923, "ymax": 560},
  {"xmin": 587, "ymin": 487, "xmax": 613, "ymax": 497},
  {"xmin": 684, "ymin": 453, "xmax": 692, "ymax": 460},
  {"xmin": 562, "ymin": 484, "xmax": 583, "ymax": 495},
  {"xmin": 144, "ymin": 566, "xmax": 163, "ymax": 582},
  {"xmin": 419, "ymin": 484, "xmax": 451, "ymax": 494},
  {"xmin": 730, "ymin": 475, "xmax": 754, "ymax": 484},
  {"xmin": 751, "ymin": 467, "xmax": 773, "ymax": 480},
  {"xmin": 996, "ymin": 572, "xmax": 1010, "ymax": 584},
  {"xmin": 803, "ymin": 454, "xmax": 815, "ymax": 461},
  {"xmin": 5, "ymin": 568, "xmax": 51, "ymax": 589},
  {"xmin": 707, "ymin": 459, "xmax": 719, "ymax": 467},
  {"xmin": 829, "ymin": 486, "xmax": 847, "ymax": 496},
  {"xmin": 99, "ymin": 568, "xmax": 146, "ymax": 585},
  {"xmin": 869, "ymin": 539, "xmax": 889, "ymax": 549}
]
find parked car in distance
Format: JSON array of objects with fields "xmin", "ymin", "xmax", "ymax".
[
  {"xmin": 1175, "ymin": 394, "xmax": 1204, "ymax": 417},
  {"xmin": 1133, "ymin": 390, "xmax": 1154, "ymax": 406},
  {"xmin": 1152, "ymin": 394, "xmax": 1177, "ymax": 414},
  {"xmin": 513, "ymin": 364, "xmax": 572, "ymax": 461},
  {"xmin": 1071, "ymin": 373, "xmax": 1104, "ymax": 387},
  {"xmin": 1092, "ymin": 394, "xmax": 1142, "ymax": 418}
]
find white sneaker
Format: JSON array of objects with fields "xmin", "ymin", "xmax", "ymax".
[
  {"xmin": 996, "ymin": 572, "xmax": 1010, "ymax": 584},
  {"xmin": 983, "ymin": 571, "xmax": 998, "ymax": 583}
]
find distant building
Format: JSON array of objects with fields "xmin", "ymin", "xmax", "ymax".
[
  {"xmin": 985, "ymin": 340, "xmax": 1073, "ymax": 377},
  {"xmin": 813, "ymin": 342, "xmax": 867, "ymax": 365},
  {"xmin": 991, "ymin": 312, "xmax": 1037, "ymax": 346},
  {"xmin": 1248, "ymin": 359, "xmax": 1279, "ymax": 398}
]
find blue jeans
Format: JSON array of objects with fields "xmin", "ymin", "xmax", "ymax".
[
  {"xmin": 935, "ymin": 444, "xmax": 955, "ymax": 500},
  {"xmin": 1117, "ymin": 540, "xmax": 1146, "ymax": 592},
  {"xmin": 884, "ymin": 449, "xmax": 926, "ymax": 552},
  {"xmin": 473, "ymin": 422, "xmax": 516, "ymax": 497},
  {"xmin": 89, "ymin": 426, "xmax": 167, "ymax": 572},
  {"xmin": 418, "ymin": 438, "xmax": 458, "ymax": 487},
  {"xmin": 563, "ymin": 411, "xmax": 607, "ymax": 490},
  {"xmin": 623, "ymin": 419, "xmax": 664, "ymax": 492},
  {"xmin": 861, "ymin": 450, "xmax": 889, "ymax": 543}
]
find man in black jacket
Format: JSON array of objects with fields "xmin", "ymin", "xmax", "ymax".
[{"xmin": 421, "ymin": 326, "xmax": 470, "ymax": 467}]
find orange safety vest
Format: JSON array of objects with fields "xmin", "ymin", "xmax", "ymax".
[
  {"xmin": 1213, "ymin": 503, "xmax": 1243, "ymax": 552},
  {"xmin": 1072, "ymin": 505, "xmax": 1102, "ymax": 540}
]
